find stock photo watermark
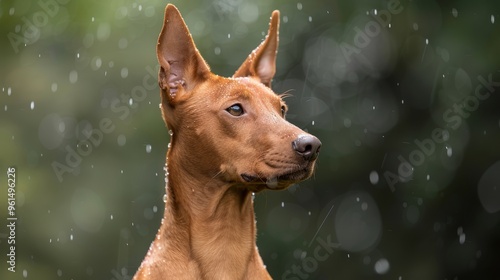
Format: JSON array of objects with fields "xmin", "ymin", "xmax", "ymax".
[
  {"xmin": 6, "ymin": 167, "xmax": 17, "ymax": 273},
  {"xmin": 282, "ymin": 234, "xmax": 340, "ymax": 280},
  {"xmin": 7, "ymin": 0, "xmax": 70, "ymax": 53},
  {"xmin": 212, "ymin": 0, "xmax": 243, "ymax": 19},
  {"xmin": 340, "ymin": 0, "xmax": 403, "ymax": 63},
  {"xmin": 48, "ymin": 65, "xmax": 159, "ymax": 182},
  {"xmin": 384, "ymin": 72, "xmax": 500, "ymax": 191}
]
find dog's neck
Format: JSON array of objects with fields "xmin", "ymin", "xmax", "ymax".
[{"xmin": 152, "ymin": 149, "xmax": 266, "ymax": 279}]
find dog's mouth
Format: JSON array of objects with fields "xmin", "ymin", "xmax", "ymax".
[{"xmin": 240, "ymin": 164, "xmax": 314, "ymax": 191}]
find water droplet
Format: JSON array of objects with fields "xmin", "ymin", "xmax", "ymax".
[
  {"xmin": 69, "ymin": 70, "xmax": 78, "ymax": 84},
  {"xmin": 121, "ymin": 68, "xmax": 128, "ymax": 78},
  {"xmin": 110, "ymin": 215, "xmax": 114, "ymax": 220},
  {"xmin": 425, "ymin": 38, "xmax": 429, "ymax": 45},
  {"xmin": 51, "ymin": 83, "xmax": 58, "ymax": 92},
  {"xmin": 311, "ymin": 120, "xmax": 315, "ymax": 126},
  {"xmin": 413, "ymin": 23, "xmax": 419, "ymax": 30},
  {"xmin": 7, "ymin": 87, "xmax": 12, "ymax": 96},
  {"xmin": 129, "ymin": 98, "xmax": 133, "ymax": 106},
  {"xmin": 227, "ymin": 33, "xmax": 231, "ymax": 39},
  {"xmin": 361, "ymin": 202, "xmax": 368, "ymax": 211},
  {"xmin": 23, "ymin": 269, "xmax": 28, "ymax": 278},
  {"xmin": 369, "ymin": 171, "xmax": 379, "ymax": 185},
  {"xmin": 146, "ymin": 144, "xmax": 152, "ymax": 153},
  {"xmin": 57, "ymin": 269, "xmax": 63, "ymax": 276},
  {"xmin": 374, "ymin": 9, "xmax": 378, "ymax": 15},
  {"xmin": 30, "ymin": 101, "xmax": 35, "ymax": 110},
  {"xmin": 452, "ymin": 8, "xmax": 458, "ymax": 18},
  {"xmin": 117, "ymin": 134, "xmax": 126, "ymax": 146},
  {"xmin": 446, "ymin": 146, "xmax": 453, "ymax": 157},
  {"xmin": 168, "ymin": 130, "xmax": 173, "ymax": 136},
  {"xmin": 308, "ymin": 16, "xmax": 312, "ymax": 22},
  {"xmin": 459, "ymin": 233, "xmax": 466, "ymax": 244},
  {"xmin": 281, "ymin": 202, "xmax": 284, "ymax": 207},
  {"xmin": 9, "ymin": 8, "xmax": 15, "ymax": 15},
  {"xmin": 297, "ymin": 3, "xmax": 303, "ymax": 10},
  {"xmin": 374, "ymin": 258, "xmax": 390, "ymax": 274},
  {"xmin": 91, "ymin": 17, "xmax": 95, "ymax": 22},
  {"xmin": 426, "ymin": 174, "xmax": 430, "ymax": 180},
  {"xmin": 491, "ymin": 15, "xmax": 495, "ymax": 24},
  {"xmin": 70, "ymin": 234, "xmax": 74, "ymax": 241},
  {"xmin": 163, "ymin": 194, "xmax": 167, "ymax": 202},
  {"xmin": 214, "ymin": 47, "xmax": 221, "ymax": 55},
  {"xmin": 153, "ymin": 206, "xmax": 158, "ymax": 213},
  {"xmin": 138, "ymin": 4, "xmax": 142, "ymax": 11}
]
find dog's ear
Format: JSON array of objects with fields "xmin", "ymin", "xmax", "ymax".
[
  {"xmin": 233, "ymin": 10, "xmax": 280, "ymax": 87},
  {"xmin": 157, "ymin": 4, "xmax": 210, "ymax": 105}
]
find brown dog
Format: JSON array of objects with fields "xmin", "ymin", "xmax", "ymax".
[{"xmin": 133, "ymin": 4, "xmax": 321, "ymax": 280}]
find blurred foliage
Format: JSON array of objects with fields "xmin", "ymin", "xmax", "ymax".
[{"xmin": 1, "ymin": 0, "xmax": 500, "ymax": 279}]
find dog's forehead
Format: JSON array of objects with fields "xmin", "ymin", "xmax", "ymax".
[{"xmin": 224, "ymin": 77, "xmax": 280, "ymax": 101}]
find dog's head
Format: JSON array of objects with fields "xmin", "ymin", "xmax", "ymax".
[{"xmin": 157, "ymin": 5, "xmax": 320, "ymax": 191}]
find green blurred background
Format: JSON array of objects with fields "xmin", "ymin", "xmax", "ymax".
[{"xmin": 1, "ymin": 0, "xmax": 500, "ymax": 279}]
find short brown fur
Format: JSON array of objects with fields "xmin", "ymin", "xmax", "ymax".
[{"xmin": 133, "ymin": 4, "xmax": 321, "ymax": 280}]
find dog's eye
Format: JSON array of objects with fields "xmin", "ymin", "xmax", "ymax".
[
  {"xmin": 281, "ymin": 106, "xmax": 287, "ymax": 117},
  {"xmin": 226, "ymin": 104, "xmax": 244, "ymax": 116}
]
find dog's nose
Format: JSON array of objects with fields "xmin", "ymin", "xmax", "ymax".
[{"xmin": 292, "ymin": 135, "xmax": 321, "ymax": 161}]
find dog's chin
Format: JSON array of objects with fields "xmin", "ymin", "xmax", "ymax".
[{"xmin": 240, "ymin": 166, "xmax": 314, "ymax": 192}]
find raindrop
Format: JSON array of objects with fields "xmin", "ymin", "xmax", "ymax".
[
  {"xmin": 297, "ymin": 3, "xmax": 303, "ymax": 10},
  {"xmin": 308, "ymin": 16, "xmax": 312, "ymax": 22},
  {"xmin": 446, "ymin": 146, "xmax": 453, "ymax": 157},
  {"xmin": 426, "ymin": 174, "xmax": 430, "ymax": 180},
  {"xmin": 4, "ymin": 105, "xmax": 7, "ymax": 111},
  {"xmin": 369, "ymin": 171, "xmax": 379, "ymax": 185},
  {"xmin": 311, "ymin": 120, "xmax": 315, "ymax": 126},
  {"xmin": 92, "ymin": 17, "xmax": 95, "ymax": 22},
  {"xmin": 491, "ymin": 15, "xmax": 495, "ymax": 24},
  {"xmin": 163, "ymin": 194, "xmax": 167, "ymax": 202},
  {"xmin": 374, "ymin": 258, "xmax": 390, "ymax": 274},
  {"xmin": 138, "ymin": 4, "xmax": 142, "ymax": 11},
  {"xmin": 117, "ymin": 134, "xmax": 126, "ymax": 146},
  {"xmin": 153, "ymin": 206, "xmax": 158, "ymax": 213},
  {"xmin": 70, "ymin": 234, "xmax": 74, "ymax": 241},
  {"xmin": 413, "ymin": 23, "xmax": 419, "ymax": 30},
  {"xmin": 51, "ymin": 83, "xmax": 58, "ymax": 92},
  {"xmin": 374, "ymin": 9, "xmax": 378, "ymax": 16},
  {"xmin": 146, "ymin": 144, "xmax": 152, "ymax": 153},
  {"xmin": 77, "ymin": 53, "xmax": 80, "ymax": 58},
  {"xmin": 425, "ymin": 38, "xmax": 429, "ymax": 45},
  {"xmin": 110, "ymin": 215, "xmax": 114, "ymax": 220},
  {"xmin": 283, "ymin": 16, "xmax": 288, "ymax": 23},
  {"xmin": 23, "ymin": 270, "xmax": 28, "ymax": 278},
  {"xmin": 361, "ymin": 202, "xmax": 368, "ymax": 211},
  {"xmin": 121, "ymin": 67, "xmax": 128, "ymax": 78},
  {"xmin": 388, "ymin": 23, "xmax": 392, "ymax": 28},
  {"xmin": 227, "ymin": 33, "xmax": 231, "ymax": 39},
  {"xmin": 459, "ymin": 233, "xmax": 466, "ymax": 244},
  {"xmin": 69, "ymin": 70, "xmax": 78, "ymax": 84},
  {"xmin": 9, "ymin": 8, "xmax": 15, "ymax": 15},
  {"xmin": 168, "ymin": 130, "xmax": 173, "ymax": 136},
  {"xmin": 7, "ymin": 87, "xmax": 12, "ymax": 96},
  {"xmin": 281, "ymin": 202, "xmax": 285, "ymax": 207},
  {"xmin": 30, "ymin": 101, "xmax": 35, "ymax": 110},
  {"xmin": 214, "ymin": 47, "xmax": 221, "ymax": 55},
  {"xmin": 57, "ymin": 269, "xmax": 62, "ymax": 277},
  {"xmin": 129, "ymin": 98, "xmax": 133, "ymax": 106},
  {"xmin": 452, "ymin": 8, "xmax": 458, "ymax": 18}
]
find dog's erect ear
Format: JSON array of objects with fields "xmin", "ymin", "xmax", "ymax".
[
  {"xmin": 233, "ymin": 10, "xmax": 280, "ymax": 87},
  {"xmin": 157, "ymin": 4, "xmax": 210, "ymax": 104}
]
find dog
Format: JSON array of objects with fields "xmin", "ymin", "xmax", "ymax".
[{"xmin": 133, "ymin": 4, "xmax": 321, "ymax": 280}]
